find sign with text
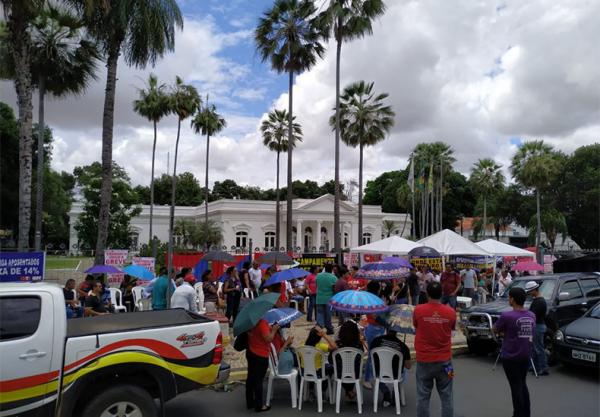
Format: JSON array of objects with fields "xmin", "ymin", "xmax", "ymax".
[
  {"xmin": 0, "ymin": 252, "xmax": 45, "ymax": 282},
  {"xmin": 105, "ymin": 249, "xmax": 128, "ymax": 287},
  {"xmin": 450, "ymin": 256, "xmax": 494, "ymax": 271},
  {"xmin": 410, "ymin": 256, "xmax": 443, "ymax": 271},
  {"xmin": 295, "ymin": 253, "xmax": 336, "ymax": 270},
  {"xmin": 343, "ymin": 252, "xmax": 359, "ymax": 267},
  {"xmin": 132, "ymin": 256, "xmax": 156, "ymax": 277}
]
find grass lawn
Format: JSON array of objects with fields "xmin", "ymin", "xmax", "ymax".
[{"xmin": 45, "ymin": 256, "xmax": 88, "ymax": 270}]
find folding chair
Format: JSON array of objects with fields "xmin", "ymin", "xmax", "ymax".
[
  {"xmin": 332, "ymin": 347, "xmax": 364, "ymax": 414},
  {"xmin": 266, "ymin": 344, "xmax": 298, "ymax": 408},
  {"xmin": 371, "ymin": 347, "xmax": 406, "ymax": 415},
  {"xmin": 296, "ymin": 346, "xmax": 334, "ymax": 412},
  {"xmin": 109, "ymin": 288, "xmax": 127, "ymax": 313}
]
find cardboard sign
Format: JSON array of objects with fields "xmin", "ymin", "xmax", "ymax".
[
  {"xmin": 295, "ymin": 254, "xmax": 336, "ymax": 270},
  {"xmin": 0, "ymin": 252, "xmax": 45, "ymax": 282},
  {"xmin": 411, "ymin": 256, "xmax": 443, "ymax": 271},
  {"xmin": 105, "ymin": 249, "xmax": 128, "ymax": 287}
]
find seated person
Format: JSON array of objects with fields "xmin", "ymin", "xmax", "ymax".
[
  {"xmin": 370, "ymin": 326, "xmax": 412, "ymax": 408},
  {"xmin": 330, "ymin": 320, "xmax": 366, "ymax": 402},
  {"xmin": 77, "ymin": 275, "xmax": 95, "ymax": 306},
  {"xmin": 63, "ymin": 279, "xmax": 84, "ymax": 318},
  {"xmin": 85, "ymin": 280, "xmax": 114, "ymax": 316},
  {"xmin": 201, "ymin": 269, "xmax": 220, "ymax": 312},
  {"xmin": 272, "ymin": 324, "xmax": 295, "ymax": 373},
  {"xmin": 303, "ymin": 325, "xmax": 337, "ymax": 375}
]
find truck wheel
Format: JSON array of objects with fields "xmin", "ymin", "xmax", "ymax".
[{"xmin": 81, "ymin": 384, "xmax": 157, "ymax": 417}]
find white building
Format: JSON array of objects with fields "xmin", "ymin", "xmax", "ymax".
[{"xmin": 68, "ymin": 194, "xmax": 411, "ymax": 254}]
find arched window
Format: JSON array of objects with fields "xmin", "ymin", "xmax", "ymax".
[
  {"xmin": 304, "ymin": 227, "xmax": 313, "ymax": 250},
  {"xmin": 264, "ymin": 232, "xmax": 275, "ymax": 248},
  {"xmin": 235, "ymin": 231, "xmax": 248, "ymax": 248},
  {"xmin": 362, "ymin": 232, "xmax": 372, "ymax": 245}
]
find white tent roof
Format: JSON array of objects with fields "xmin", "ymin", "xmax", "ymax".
[
  {"xmin": 417, "ymin": 229, "xmax": 491, "ymax": 256},
  {"xmin": 475, "ymin": 239, "xmax": 535, "ymax": 258},
  {"xmin": 350, "ymin": 235, "xmax": 422, "ymax": 255}
]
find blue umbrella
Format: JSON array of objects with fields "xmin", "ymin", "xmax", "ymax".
[
  {"xmin": 329, "ymin": 290, "xmax": 388, "ymax": 314},
  {"xmin": 355, "ymin": 262, "xmax": 409, "ymax": 281},
  {"xmin": 382, "ymin": 256, "xmax": 413, "ymax": 268},
  {"xmin": 263, "ymin": 307, "xmax": 303, "ymax": 326},
  {"xmin": 122, "ymin": 264, "xmax": 154, "ymax": 281},
  {"xmin": 387, "ymin": 304, "xmax": 416, "ymax": 335},
  {"xmin": 85, "ymin": 265, "xmax": 121, "ymax": 274},
  {"xmin": 263, "ymin": 268, "xmax": 309, "ymax": 287}
]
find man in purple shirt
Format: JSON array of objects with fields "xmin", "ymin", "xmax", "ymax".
[{"xmin": 493, "ymin": 287, "xmax": 535, "ymax": 417}]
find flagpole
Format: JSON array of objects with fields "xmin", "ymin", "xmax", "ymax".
[{"xmin": 440, "ymin": 156, "xmax": 443, "ymax": 231}]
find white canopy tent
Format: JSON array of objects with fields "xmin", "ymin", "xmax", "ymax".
[
  {"xmin": 417, "ymin": 229, "xmax": 492, "ymax": 256},
  {"xmin": 350, "ymin": 235, "xmax": 422, "ymax": 255},
  {"xmin": 475, "ymin": 239, "xmax": 535, "ymax": 258}
]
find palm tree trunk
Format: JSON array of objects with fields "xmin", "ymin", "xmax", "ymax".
[
  {"xmin": 358, "ymin": 142, "xmax": 364, "ymax": 245},
  {"xmin": 150, "ymin": 120, "xmax": 157, "ymax": 256},
  {"xmin": 430, "ymin": 185, "xmax": 434, "ymax": 234},
  {"xmin": 168, "ymin": 118, "xmax": 182, "ymax": 282},
  {"xmin": 333, "ymin": 37, "xmax": 342, "ymax": 260},
  {"xmin": 286, "ymin": 70, "xmax": 294, "ymax": 252},
  {"xmin": 275, "ymin": 149, "xmax": 281, "ymax": 249},
  {"xmin": 536, "ymin": 188, "xmax": 542, "ymax": 264},
  {"xmin": 13, "ymin": 24, "xmax": 34, "ymax": 251},
  {"xmin": 34, "ymin": 76, "xmax": 45, "ymax": 251},
  {"xmin": 204, "ymin": 133, "xmax": 210, "ymax": 251},
  {"xmin": 439, "ymin": 158, "xmax": 444, "ymax": 230},
  {"xmin": 483, "ymin": 195, "xmax": 487, "ymax": 240},
  {"xmin": 95, "ymin": 47, "xmax": 120, "ymax": 264}
]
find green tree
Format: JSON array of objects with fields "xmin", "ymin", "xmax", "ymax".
[
  {"xmin": 211, "ymin": 179, "xmax": 243, "ymax": 200},
  {"xmin": 382, "ymin": 220, "xmax": 396, "ymax": 237},
  {"xmin": 133, "ymin": 73, "xmax": 171, "ymax": 248},
  {"xmin": 319, "ymin": 0, "xmax": 386, "ymax": 258},
  {"xmin": 331, "ymin": 80, "xmax": 394, "ymax": 244},
  {"xmin": 470, "ymin": 158, "xmax": 504, "ymax": 240},
  {"xmin": 256, "ymin": 0, "xmax": 325, "ymax": 251},
  {"xmin": 528, "ymin": 209, "xmax": 568, "ymax": 256},
  {"xmin": 175, "ymin": 219, "xmax": 223, "ymax": 250},
  {"xmin": 74, "ymin": 162, "xmax": 141, "ymax": 251},
  {"xmin": 261, "ymin": 109, "xmax": 302, "ymax": 248},
  {"xmin": 70, "ymin": 0, "xmax": 183, "ymax": 264},
  {"xmin": 167, "ymin": 76, "xmax": 200, "ymax": 274},
  {"xmin": 511, "ymin": 140, "xmax": 560, "ymax": 261},
  {"xmin": 135, "ymin": 172, "xmax": 204, "ymax": 206},
  {"xmin": 191, "ymin": 95, "xmax": 226, "ymax": 250},
  {"xmin": 0, "ymin": 102, "xmax": 19, "ymax": 243}
]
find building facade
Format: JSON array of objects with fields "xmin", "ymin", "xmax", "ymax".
[{"xmin": 68, "ymin": 194, "xmax": 411, "ymax": 254}]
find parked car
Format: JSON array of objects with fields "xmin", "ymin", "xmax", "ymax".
[
  {"xmin": 0, "ymin": 283, "xmax": 230, "ymax": 417},
  {"xmin": 554, "ymin": 301, "xmax": 600, "ymax": 368},
  {"xmin": 460, "ymin": 272, "xmax": 600, "ymax": 357}
]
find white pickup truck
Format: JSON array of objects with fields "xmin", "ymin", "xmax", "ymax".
[{"xmin": 0, "ymin": 283, "xmax": 230, "ymax": 417}]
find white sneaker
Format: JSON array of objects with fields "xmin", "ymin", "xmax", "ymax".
[{"xmin": 362, "ymin": 381, "xmax": 373, "ymax": 390}]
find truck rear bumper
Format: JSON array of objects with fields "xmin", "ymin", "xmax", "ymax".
[{"xmin": 216, "ymin": 362, "xmax": 231, "ymax": 384}]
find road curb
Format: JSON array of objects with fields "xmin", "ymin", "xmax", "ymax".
[{"xmin": 226, "ymin": 344, "xmax": 470, "ymax": 382}]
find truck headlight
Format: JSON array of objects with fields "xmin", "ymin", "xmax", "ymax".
[
  {"xmin": 555, "ymin": 330, "xmax": 564, "ymax": 342},
  {"xmin": 460, "ymin": 312, "xmax": 469, "ymax": 322}
]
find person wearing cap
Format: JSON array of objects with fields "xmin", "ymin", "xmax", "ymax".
[{"xmin": 527, "ymin": 281, "xmax": 549, "ymax": 375}]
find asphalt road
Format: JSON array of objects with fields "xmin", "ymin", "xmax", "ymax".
[{"xmin": 166, "ymin": 355, "xmax": 599, "ymax": 417}]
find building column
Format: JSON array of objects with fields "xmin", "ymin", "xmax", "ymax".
[
  {"xmin": 296, "ymin": 219, "xmax": 303, "ymax": 252},
  {"xmin": 344, "ymin": 221, "xmax": 352, "ymax": 249},
  {"xmin": 316, "ymin": 220, "xmax": 322, "ymax": 252}
]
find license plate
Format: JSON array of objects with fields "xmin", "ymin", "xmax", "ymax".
[{"xmin": 572, "ymin": 349, "xmax": 597, "ymax": 363}]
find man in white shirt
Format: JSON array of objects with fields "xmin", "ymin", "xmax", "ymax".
[
  {"xmin": 460, "ymin": 267, "xmax": 477, "ymax": 302},
  {"xmin": 171, "ymin": 278, "xmax": 198, "ymax": 313},
  {"xmin": 498, "ymin": 269, "xmax": 512, "ymax": 295},
  {"xmin": 249, "ymin": 261, "xmax": 262, "ymax": 292}
]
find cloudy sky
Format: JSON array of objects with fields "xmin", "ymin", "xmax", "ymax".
[{"xmin": 1, "ymin": 0, "xmax": 599, "ymax": 194}]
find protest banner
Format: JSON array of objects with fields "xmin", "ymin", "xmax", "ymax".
[
  {"xmin": 363, "ymin": 253, "xmax": 382, "ymax": 263},
  {"xmin": 343, "ymin": 252, "xmax": 359, "ymax": 267},
  {"xmin": 295, "ymin": 253, "xmax": 336, "ymax": 270},
  {"xmin": 450, "ymin": 256, "xmax": 494, "ymax": 271},
  {"xmin": 132, "ymin": 256, "xmax": 156, "ymax": 277},
  {"xmin": 410, "ymin": 256, "xmax": 443, "ymax": 271},
  {"xmin": 105, "ymin": 249, "xmax": 128, "ymax": 287},
  {"xmin": 0, "ymin": 252, "xmax": 45, "ymax": 282}
]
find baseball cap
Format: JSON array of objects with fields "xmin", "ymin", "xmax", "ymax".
[{"xmin": 525, "ymin": 281, "xmax": 539, "ymax": 292}]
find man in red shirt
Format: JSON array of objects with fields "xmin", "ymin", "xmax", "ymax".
[
  {"xmin": 440, "ymin": 263, "xmax": 461, "ymax": 309},
  {"xmin": 304, "ymin": 266, "xmax": 318, "ymax": 322},
  {"xmin": 413, "ymin": 281, "xmax": 456, "ymax": 417}
]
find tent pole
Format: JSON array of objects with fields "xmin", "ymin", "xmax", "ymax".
[{"xmin": 491, "ymin": 256, "xmax": 497, "ymax": 299}]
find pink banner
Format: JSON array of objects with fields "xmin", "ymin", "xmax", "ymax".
[{"xmin": 105, "ymin": 249, "xmax": 128, "ymax": 287}]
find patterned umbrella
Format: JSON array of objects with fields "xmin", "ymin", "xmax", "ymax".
[
  {"xmin": 85, "ymin": 265, "xmax": 121, "ymax": 274},
  {"xmin": 382, "ymin": 256, "xmax": 413, "ymax": 268},
  {"xmin": 355, "ymin": 262, "xmax": 409, "ymax": 281},
  {"xmin": 262, "ymin": 268, "xmax": 309, "ymax": 287},
  {"xmin": 263, "ymin": 307, "xmax": 303, "ymax": 326},
  {"xmin": 329, "ymin": 290, "xmax": 388, "ymax": 314},
  {"xmin": 387, "ymin": 304, "xmax": 416, "ymax": 335}
]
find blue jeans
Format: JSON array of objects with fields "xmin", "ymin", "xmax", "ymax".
[
  {"xmin": 66, "ymin": 305, "xmax": 84, "ymax": 319},
  {"xmin": 307, "ymin": 294, "xmax": 316, "ymax": 321},
  {"xmin": 441, "ymin": 295, "xmax": 457, "ymax": 309},
  {"xmin": 416, "ymin": 361, "xmax": 454, "ymax": 417},
  {"xmin": 316, "ymin": 304, "xmax": 333, "ymax": 333},
  {"xmin": 532, "ymin": 324, "xmax": 548, "ymax": 373},
  {"xmin": 365, "ymin": 325, "xmax": 386, "ymax": 382}
]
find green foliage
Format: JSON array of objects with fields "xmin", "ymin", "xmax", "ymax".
[
  {"xmin": 382, "ymin": 220, "xmax": 397, "ymax": 237},
  {"xmin": 510, "ymin": 140, "xmax": 559, "ymax": 190},
  {"xmin": 470, "ymin": 158, "xmax": 504, "ymax": 197},
  {"xmin": 174, "ymin": 219, "xmax": 223, "ymax": 249},
  {"xmin": 74, "ymin": 162, "xmax": 142, "ymax": 250},
  {"xmin": 528, "ymin": 209, "xmax": 568, "ymax": 253},
  {"xmin": 133, "ymin": 73, "xmax": 171, "ymax": 123},
  {"xmin": 135, "ymin": 172, "xmax": 203, "ymax": 206},
  {"xmin": 363, "ymin": 170, "xmax": 405, "ymax": 206},
  {"xmin": 261, "ymin": 109, "xmax": 302, "ymax": 153},
  {"xmin": 318, "ymin": 0, "xmax": 386, "ymax": 43},
  {"xmin": 191, "ymin": 100, "xmax": 227, "ymax": 138}
]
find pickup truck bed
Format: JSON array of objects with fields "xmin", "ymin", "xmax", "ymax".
[{"xmin": 67, "ymin": 309, "xmax": 211, "ymax": 337}]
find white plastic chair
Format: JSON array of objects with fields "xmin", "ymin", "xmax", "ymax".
[
  {"xmin": 296, "ymin": 346, "xmax": 333, "ymax": 412},
  {"xmin": 131, "ymin": 286, "xmax": 145, "ymax": 311},
  {"xmin": 109, "ymin": 288, "xmax": 127, "ymax": 313},
  {"xmin": 195, "ymin": 284, "xmax": 206, "ymax": 313},
  {"xmin": 332, "ymin": 347, "xmax": 364, "ymax": 414},
  {"xmin": 371, "ymin": 347, "xmax": 406, "ymax": 415},
  {"xmin": 266, "ymin": 344, "xmax": 298, "ymax": 408}
]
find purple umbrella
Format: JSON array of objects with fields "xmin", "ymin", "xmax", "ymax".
[
  {"xmin": 85, "ymin": 265, "xmax": 122, "ymax": 274},
  {"xmin": 382, "ymin": 256, "xmax": 413, "ymax": 268}
]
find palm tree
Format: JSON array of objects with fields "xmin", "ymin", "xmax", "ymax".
[
  {"xmin": 255, "ymin": 0, "xmax": 325, "ymax": 252},
  {"xmin": 167, "ymin": 76, "xmax": 200, "ymax": 276},
  {"xmin": 528, "ymin": 209, "xmax": 568, "ymax": 257},
  {"xmin": 191, "ymin": 95, "xmax": 226, "ymax": 250},
  {"xmin": 511, "ymin": 140, "xmax": 560, "ymax": 263},
  {"xmin": 330, "ymin": 80, "xmax": 394, "ymax": 244},
  {"xmin": 133, "ymin": 73, "xmax": 171, "ymax": 254},
  {"xmin": 382, "ymin": 220, "xmax": 396, "ymax": 238},
  {"xmin": 260, "ymin": 109, "xmax": 302, "ymax": 249},
  {"xmin": 69, "ymin": 0, "xmax": 183, "ymax": 264},
  {"xmin": 470, "ymin": 158, "xmax": 504, "ymax": 239},
  {"xmin": 1, "ymin": 0, "xmax": 43, "ymax": 249},
  {"xmin": 319, "ymin": 0, "xmax": 386, "ymax": 259}
]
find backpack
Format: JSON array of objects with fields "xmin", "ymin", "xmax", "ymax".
[{"xmin": 233, "ymin": 331, "xmax": 249, "ymax": 352}]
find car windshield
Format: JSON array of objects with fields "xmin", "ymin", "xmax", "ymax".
[
  {"xmin": 501, "ymin": 279, "xmax": 556, "ymax": 301},
  {"xmin": 588, "ymin": 303, "xmax": 600, "ymax": 319}
]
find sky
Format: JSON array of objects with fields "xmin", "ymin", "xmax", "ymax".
[{"xmin": 1, "ymin": 0, "xmax": 599, "ymax": 196}]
